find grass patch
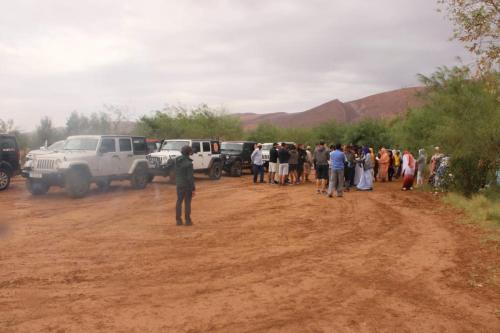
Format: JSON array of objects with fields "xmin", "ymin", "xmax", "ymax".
[{"xmin": 443, "ymin": 187, "xmax": 500, "ymax": 231}]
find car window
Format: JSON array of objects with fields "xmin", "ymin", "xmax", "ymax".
[
  {"xmin": 100, "ymin": 138, "xmax": 116, "ymax": 153},
  {"xmin": 132, "ymin": 137, "xmax": 147, "ymax": 155},
  {"xmin": 192, "ymin": 142, "xmax": 201, "ymax": 154},
  {"xmin": 1, "ymin": 138, "xmax": 16, "ymax": 151},
  {"xmin": 202, "ymin": 142, "xmax": 211, "ymax": 153},
  {"xmin": 119, "ymin": 138, "xmax": 132, "ymax": 152}
]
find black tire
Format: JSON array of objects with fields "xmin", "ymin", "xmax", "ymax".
[
  {"xmin": 0, "ymin": 169, "xmax": 10, "ymax": 191},
  {"xmin": 168, "ymin": 169, "xmax": 176, "ymax": 184},
  {"xmin": 209, "ymin": 161, "xmax": 222, "ymax": 180},
  {"xmin": 230, "ymin": 160, "xmax": 242, "ymax": 177},
  {"xmin": 147, "ymin": 174, "xmax": 155, "ymax": 183},
  {"xmin": 66, "ymin": 169, "xmax": 90, "ymax": 198},
  {"xmin": 26, "ymin": 179, "xmax": 49, "ymax": 196},
  {"xmin": 96, "ymin": 179, "xmax": 111, "ymax": 192},
  {"xmin": 131, "ymin": 165, "xmax": 148, "ymax": 189}
]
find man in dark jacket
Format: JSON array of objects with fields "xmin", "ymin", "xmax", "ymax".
[{"xmin": 175, "ymin": 145, "xmax": 196, "ymax": 226}]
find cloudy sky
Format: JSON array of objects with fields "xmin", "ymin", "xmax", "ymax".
[{"xmin": 0, "ymin": 0, "xmax": 471, "ymax": 131}]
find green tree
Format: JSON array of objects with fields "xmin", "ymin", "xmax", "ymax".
[
  {"xmin": 343, "ymin": 119, "xmax": 393, "ymax": 149},
  {"xmin": 397, "ymin": 66, "xmax": 500, "ymax": 196},
  {"xmin": 246, "ymin": 123, "xmax": 281, "ymax": 143},
  {"xmin": 438, "ymin": 0, "xmax": 499, "ymax": 73}
]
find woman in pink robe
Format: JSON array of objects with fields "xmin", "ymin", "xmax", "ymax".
[{"xmin": 401, "ymin": 150, "xmax": 416, "ymax": 190}]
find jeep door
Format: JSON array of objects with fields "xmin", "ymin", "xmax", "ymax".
[
  {"xmin": 201, "ymin": 141, "xmax": 213, "ymax": 169},
  {"xmin": 191, "ymin": 141, "xmax": 204, "ymax": 169},
  {"xmin": 117, "ymin": 138, "xmax": 134, "ymax": 174},
  {"xmin": 242, "ymin": 143, "xmax": 253, "ymax": 167},
  {"xmin": 97, "ymin": 137, "xmax": 120, "ymax": 176}
]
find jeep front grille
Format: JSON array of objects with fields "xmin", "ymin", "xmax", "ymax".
[
  {"xmin": 35, "ymin": 159, "xmax": 55, "ymax": 170},
  {"xmin": 148, "ymin": 156, "xmax": 162, "ymax": 165}
]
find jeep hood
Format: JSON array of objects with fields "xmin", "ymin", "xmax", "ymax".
[{"xmin": 149, "ymin": 150, "xmax": 181, "ymax": 158}]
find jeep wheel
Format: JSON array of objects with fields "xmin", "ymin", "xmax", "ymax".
[
  {"xmin": 26, "ymin": 179, "xmax": 49, "ymax": 195},
  {"xmin": 96, "ymin": 179, "xmax": 111, "ymax": 192},
  {"xmin": 230, "ymin": 161, "xmax": 242, "ymax": 177},
  {"xmin": 0, "ymin": 169, "xmax": 10, "ymax": 191},
  {"xmin": 66, "ymin": 169, "xmax": 90, "ymax": 198},
  {"xmin": 209, "ymin": 161, "xmax": 222, "ymax": 180},
  {"xmin": 168, "ymin": 169, "xmax": 176, "ymax": 184},
  {"xmin": 131, "ymin": 165, "xmax": 148, "ymax": 189},
  {"xmin": 147, "ymin": 174, "xmax": 155, "ymax": 183}
]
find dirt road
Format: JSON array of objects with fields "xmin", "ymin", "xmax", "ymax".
[{"xmin": 1, "ymin": 175, "xmax": 499, "ymax": 332}]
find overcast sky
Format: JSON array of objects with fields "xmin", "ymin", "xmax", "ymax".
[{"xmin": 0, "ymin": 0, "xmax": 471, "ymax": 131}]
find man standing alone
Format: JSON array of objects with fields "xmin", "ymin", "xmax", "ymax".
[
  {"xmin": 328, "ymin": 144, "xmax": 346, "ymax": 198},
  {"xmin": 251, "ymin": 143, "xmax": 264, "ymax": 183},
  {"xmin": 175, "ymin": 145, "xmax": 196, "ymax": 226}
]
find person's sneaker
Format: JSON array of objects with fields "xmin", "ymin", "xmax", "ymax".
[
  {"xmin": 185, "ymin": 221, "xmax": 193, "ymax": 226},
  {"xmin": 328, "ymin": 194, "xmax": 333, "ymax": 198},
  {"xmin": 176, "ymin": 220, "xmax": 183, "ymax": 226},
  {"xmin": 316, "ymin": 190, "xmax": 321, "ymax": 194}
]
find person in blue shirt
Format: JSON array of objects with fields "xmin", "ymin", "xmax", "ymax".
[{"xmin": 328, "ymin": 143, "xmax": 346, "ymax": 197}]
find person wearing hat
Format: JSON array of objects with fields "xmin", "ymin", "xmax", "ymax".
[
  {"xmin": 251, "ymin": 143, "xmax": 265, "ymax": 183},
  {"xmin": 304, "ymin": 145, "xmax": 313, "ymax": 181},
  {"xmin": 175, "ymin": 145, "xmax": 196, "ymax": 226}
]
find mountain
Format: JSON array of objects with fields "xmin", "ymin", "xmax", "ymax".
[{"xmin": 237, "ymin": 87, "xmax": 425, "ymax": 129}]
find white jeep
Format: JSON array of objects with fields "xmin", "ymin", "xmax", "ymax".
[
  {"xmin": 22, "ymin": 135, "xmax": 150, "ymax": 198},
  {"xmin": 147, "ymin": 139, "xmax": 223, "ymax": 183}
]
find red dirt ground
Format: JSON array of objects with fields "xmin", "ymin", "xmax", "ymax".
[{"xmin": 0, "ymin": 175, "xmax": 499, "ymax": 332}]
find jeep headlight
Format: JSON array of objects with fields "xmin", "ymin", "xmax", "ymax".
[
  {"xmin": 24, "ymin": 160, "xmax": 33, "ymax": 168},
  {"xmin": 161, "ymin": 156, "xmax": 170, "ymax": 165},
  {"xmin": 55, "ymin": 159, "xmax": 62, "ymax": 169}
]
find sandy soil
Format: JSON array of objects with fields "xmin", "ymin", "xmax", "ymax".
[{"xmin": 0, "ymin": 175, "xmax": 499, "ymax": 332}]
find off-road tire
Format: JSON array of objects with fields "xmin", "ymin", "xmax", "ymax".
[
  {"xmin": 168, "ymin": 169, "xmax": 176, "ymax": 184},
  {"xmin": 230, "ymin": 160, "xmax": 242, "ymax": 177},
  {"xmin": 147, "ymin": 174, "xmax": 155, "ymax": 183},
  {"xmin": 96, "ymin": 179, "xmax": 111, "ymax": 192},
  {"xmin": 209, "ymin": 161, "xmax": 222, "ymax": 180},
  {"xmin": 131, "ymin": 165, "xmax": 148, "ymax": 189},
  {"xmin": 0, "ymin": 169, "xmax": 10, "ymax": 191},
  {"xmin": 26, "ymin": 179, "xmax": 49, "ymax": 196},
  {"xmin": 66, "ymin": 169, "xmax": 90, "ymax": 198}
]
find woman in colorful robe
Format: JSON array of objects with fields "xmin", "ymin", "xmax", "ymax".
[
  {"xmin": 401, "ymin": 150, "xmax": 415, "ymax": 190},
  {"xmin": 377, "ymin": 148, "xmax": 390, "ymax": 182},
  {"xmin": 357, "ymin": 147, "xmax": 374, "ymax": 191}
]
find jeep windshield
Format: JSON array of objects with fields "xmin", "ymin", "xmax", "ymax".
[
  {"xmin": 64, "ymin": 138, "xmax": 99, "ymax": 150},
  {"xmin": 161, "ymin": 141, "xmax": 189, "ymax": 151},
  {"xmin": 221, "ymin": 143, "xmax": 243, "ymax": 152}
]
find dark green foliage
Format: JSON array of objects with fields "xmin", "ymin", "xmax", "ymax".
[{"xmin": 136, "ymin": 105, "xmax": 243, "ymax": 140}]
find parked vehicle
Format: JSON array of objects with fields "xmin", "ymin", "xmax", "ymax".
[
  {"xmin": 22, "ymin": 135, "xmax": 150, "ymax": 198},
  {"xmin": 0, "ymin": 134, "xmax": 21, "ymax": 191},
  {"xmin": 221, "ymin": 141, "xmax": 256, "ymax": 176},
  {"xmin": 147, "ymin": 139, "xmax": 222, "ymax": 183},
  {"xmin": 25, "ymin": 140, "xmax": 65, "ymax": 161},
  {"xmin": 146, "ymin": 138, "xmax": 161, "ymax": 154}
]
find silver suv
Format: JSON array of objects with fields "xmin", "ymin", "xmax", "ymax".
[
  {"xmin": 147, "ymin": 139, "xmax": 223, "ymax": 183},
  {"xmin": 22, "ymin": 135, "xmax": 150, "ymax": 198}
]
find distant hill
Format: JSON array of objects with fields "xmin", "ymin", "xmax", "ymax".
[{"xmin": 237, "ymin": 87, "xmax": 426, "ymax": 129}]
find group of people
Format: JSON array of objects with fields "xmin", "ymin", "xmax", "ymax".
[
  {"xmin": 250, "ymin": 141, "xmax": 436, "ymax": 196},
  {"xmin": 175, "ymin": 141, "xmax": 445, "ymax": 225}
]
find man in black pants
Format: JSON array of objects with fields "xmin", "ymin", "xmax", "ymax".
[{"xmin": 175, "ymin": 145, "xmax": 196, "ymax": 226}]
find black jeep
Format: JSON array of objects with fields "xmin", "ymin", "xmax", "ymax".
[
  {"xmin": 221, "ymin": 141, "xmax": 256, "ymax": 176},
  {"xmin": 0, "ymin": 134, "xmax": 21, "ymax": 191}
]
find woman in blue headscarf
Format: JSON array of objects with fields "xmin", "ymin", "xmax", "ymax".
[{"xmin": 357, "ymin": 147, "xmax": 374, "ymax": 191}]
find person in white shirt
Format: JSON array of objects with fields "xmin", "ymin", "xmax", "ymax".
[{"xmin": 251, "ymin": 143, "xmax": 264, "ymax": 183}]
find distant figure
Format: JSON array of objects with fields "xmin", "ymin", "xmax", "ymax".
[
  {"xmin": 328, "ymin": 144, "xmax": 345, "ymax": 197},
  {"xmin": 251, "ymin": 143, "xmax": 264, "ymax": 183},
  {"xmin": 401, "ymin": 150, "xmax": 416, "ymax": 191},
  {"xmin": 268, "ymin": 143, "xmax": 279, "ymax": 184},
  {"xmin": 314, "ymin": 140, "xmax": 329, "ymax": 194},
  {"xmin": 304, "ymin": 146, "xmax": 313, "ymax": 182},
  {"xmin": 288, "ymin": 145, "xmax": 298, "ymax": 184},
  {"xmin": 353, "ymin": 147, "xmax": 363, "ymax": 186},
  {"xmin": 416, "ymin": 148, "xmax": 427, "ymax": 187},
  {"xmin": 344, "ymin": 146, "xmax": 355, "ymax": 190},
  {"xmin": 377, "ymin": 148, "xmax": 390, "ymax": 182},
  {"xmin": 297, "ymin": 144, "xmax": 307, "ymax": 184},
  {"xmin": 278, "ymin": 143, "xmax": 290, "ymax": 186},
  {"xmin": 357, "ymin": 147, "xmax": 374, "ymax": 191},
  {"xmin": 394, "ymin": 151, "xmax": 402, "ymax": 179},
  {"xmin": 175, "ymin": 145, "xmax": 196, "ymax": 226},
  {"xmin": 388, "ymin": 150, "xmax": 395, "ymax": 181}
]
